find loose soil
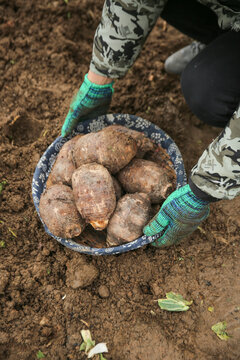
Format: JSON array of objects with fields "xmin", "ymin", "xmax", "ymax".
[{"xmin": 0, "ymin": 1, "xmax": 239, "ymax": 359}]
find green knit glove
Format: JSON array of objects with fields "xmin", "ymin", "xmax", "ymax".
[
  {"xmin": 61, "ymin": 74, "xmax": 114, "ymax": 137},
  {"xmin": 143, "ymin": 184, "xmax": 210, "ymax": 247}
]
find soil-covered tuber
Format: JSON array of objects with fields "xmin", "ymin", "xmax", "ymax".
[
  {"xmin": 39, "ymin": 184, "xmax": 85, "ymax": 238},
  {"xmin": 72, "ymin": 163, "xmax": 116, "ymax": 230},
  {"xmin": 104, "ymin": 124, "xmax": 155, "ymax": 158},
  {"xmin": 46, "ymin": 135, "xmax": 82, "ymax": 188},
  {"xmin": 118, "ymin": 158, "xmax": 174, "ymax": 203},
  {"xmin": 41, "ymin": 125, "xmax": 176, "ymax": 245},
  {"xmin": 106, "ymin": 193, "xmax": 151, "ymax": 246},
  {"xmin": 73, "ymin": 127, "xmax": 137, "ymax": 174},
  {"xmin": 144, "ymin": 144, "xmax": 176, "ymax": 184},
  {"xmin": 111, "ymin": 176, "xmax": 123, "ymax": 200}
]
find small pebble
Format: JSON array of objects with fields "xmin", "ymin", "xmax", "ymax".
[
  {"xmin": 98, "ymin": 285, "xmax": 110, "ymax": 298},
  {"xmin": 0, "ymin": 270, "xmax": 9, "ymax": 294},
  {"xmin": 42, "ymin": 248, "xmax": 50, "ymax": 256},
  {"xmin": 40, "ymin": 316, "xmax": 50, "ymax": 326}
]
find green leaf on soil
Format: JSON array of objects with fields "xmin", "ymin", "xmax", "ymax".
[
  {"xmin": 80, "ymin": 342, "xmax": 86, "ymax": 351},
  {"xmin": 158, "ymin": 292, "xmax": 193, "ymax": 312},
  {"xmin": 85, "ymin": 339, "xmax": 95, "ymax": 353},
  {"xmin": 0, "ymin": 240, "xmax": 5, "ymax": 248},
  {"xmin": 36, "ymin": 350, "xmax": 45, "ymax": 359},
  {"xmin": 211, "ymin": 321, "xmax": 230, "ymax": 341},
  {"xmin": 8, "ymin": 228, "xmax": 17, "ymax": 237},
  {"xmin": 208, "ymin": 306, "xmax": 214, "ymax": 312},
  {"xmin": 0, "ymin": 180, "xmax": 7, "ymax": 195},
  {"xmin": 80, "ymin": 330, "xmax": 95, "ymax": 353},
  {"xmin": 100, "ymin": 354, "xmax": 107, "ymax": 360}
]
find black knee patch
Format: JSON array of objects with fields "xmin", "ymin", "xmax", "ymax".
[{"xmin": 181, "ymin": 59, "xmax": 231, "ymax": 127}]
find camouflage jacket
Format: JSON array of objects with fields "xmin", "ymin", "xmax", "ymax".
[
  {"xmin": 190, "ymin": 107, "xmax": 240, "ymax": 201},
  {"xmin": 90, "ymin": 0, "xmax": 240, "ymax": 201}
]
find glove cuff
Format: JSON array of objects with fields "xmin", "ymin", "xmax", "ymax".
[
  {"xmin": 186, "ymin": 184, "xmax": 210, "ymax": 206},
  {"xmin": 189, "ymin": 178, "xmax": 220, "ymax": 203},
  {"xmin": 83, "ymin": 73, "xmax": 114, "ymax": 91},
  {"xmin": 164, "ymin": 184, "xmax": 209, "ymax": 208}
]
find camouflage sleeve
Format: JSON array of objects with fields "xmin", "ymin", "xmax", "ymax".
[
  {"xmin": 190, "ymin": 105, "xmax": 240, "ymax": 200},
  {"xmin": 90, "ymin": 0, "xmax": 167, "ymax": 78},
  {"xmin": 197, "ymin": 0, "xmax": 240, "ymax": 31}
]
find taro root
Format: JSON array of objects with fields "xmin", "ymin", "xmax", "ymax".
[
  {"xmin": 39, "ymin": 184, "xmax": 85, "ymax": 238},
  {"xmin": 144, "ymin": 144, "xmax": 176, "ymax": 184},
  {"xmin": 103, "ymin": 124, "xmax": 155, "ymax": 158},
  {"xmin": 72, "ymin": 163, "xmax": 116, "ymax": 230},
  {"xmin": 106, "ymin": 193, "xmax": 151, "ymax": 247},
  {"xmin": 46, "ymin": 134, "xmax": 83, "ymax": 188},
  {"xmin": 73, "ymin": 127, "xmax": 137, "ymax": 174},
  {"xmin": 111, "ymin": 176, "xmax": 123, "ymax": 200},
  {"xmin": 117, "ymin": 158, "xmax": 174, "ymax": 203}
]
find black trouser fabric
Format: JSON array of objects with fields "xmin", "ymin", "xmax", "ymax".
[
  {"xmin": 161, "ymin": 0, "xmax": 226, "ymax": 44},
  {"xmin": 161, "ymin": 0, "xmax": 240, "ymax": 127}
]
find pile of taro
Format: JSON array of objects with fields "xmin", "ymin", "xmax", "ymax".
[{"xmin": 39, "ymin": 125, "xmax": 176, "ymax": 247}]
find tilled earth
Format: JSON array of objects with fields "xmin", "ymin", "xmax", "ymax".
[{"xmin": 0, "ymin": 1, "xmax": 239, "ymax": 359}]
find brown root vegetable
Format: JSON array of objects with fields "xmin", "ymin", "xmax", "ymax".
[
  {"xmin": 72, "ymin": 163, "xmax": 116, "ymax": 230},
  {"xmin": 103, "ymin": 124, "xmax": 155, "ymax": 157},
  {"xmin": 39, "ymin": 184, "xmax": 85, "ymax": 238},
  {"xmin": 117, "ymin": 158, "xmax": 174, "ymax": 203},
  {"xmin": 106, "ymin": 193, "xmax": 151, "ymax": 246},
  {"xmin": 73, "ymin": 127, "xmax": 137, "ymax": 174},
  {"xmin": 46, "ymin": 134, "xmax": 83, "ymax": 188},
  {"xmin": 111, "ymin": 176, "xmax": 123, "ymax": 200},
  {"xmin": 144, "ymin": 144, "xmax": 176, "ymax": 184}
]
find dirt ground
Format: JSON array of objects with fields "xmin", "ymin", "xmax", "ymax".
[{"xmin": 0, "ymin": 1, "xmax": 239, "ymax": 359}]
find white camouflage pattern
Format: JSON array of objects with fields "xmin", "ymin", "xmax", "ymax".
[
  {"xmin": 191, "ymin": 105, "xmax": 240, "ymax": 200},
  {"xmin": 90, "ymin": 0, "xmax": 240, "ymax": 201},
  {"xmin": 90, "ymin": 0, "xmax": 240, "ymax": 78}
]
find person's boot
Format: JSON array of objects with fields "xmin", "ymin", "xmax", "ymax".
[{"xmin": 164, "ymin": 41, "xmax": 206, "ymax": 75}]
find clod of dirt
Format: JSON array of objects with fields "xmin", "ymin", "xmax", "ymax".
[
  {"xmin": 0, "ymin": 270, "xmax": 9, "ymax": 294},
  {"xmin": 39, "ymin": 316, "xmax": 50, "ymax": 326},
  {"xmin": 66, "ymin": 257, "xmax": 99, "ymax": 289},
  {"xmin": 3, "ymin": 114, "xmax": 43, "ymax": 146},
  {"xmin": 98, "ymin": 285, "xmax": 110, "ymax": 298},
  {"xmin": 40, "ymin": 326, "xmax": 53, "ymax": 338},
  {"xmin": 8, "ymin": 194, "xmax": 25, "ymax": 212},
  {"xmin": 31, "ymin": 152, "xmax": 40, "ymax": 168},
  {"xmin": 150, "ymin": 281, "xmax": 162, "ymax": 297},
  {"xmin": 0, "ymin": 331, "xmax": 8, "ymax": 344},
  {"xmin": 66, "ymin": 333, "xmax": 83, "ymax": 348}
]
